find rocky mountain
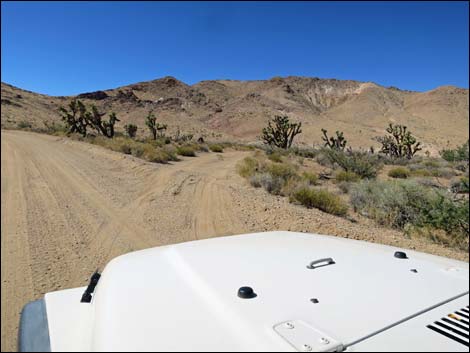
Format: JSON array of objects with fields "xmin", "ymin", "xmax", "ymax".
[{"xmin": 1, "ymin": 76, "xmax": 468, "ymax": 152}]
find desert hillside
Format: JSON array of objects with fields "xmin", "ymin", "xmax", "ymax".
[{"xmin": 1, "ymin": 76, "xmax": 469, "ymax": 152}]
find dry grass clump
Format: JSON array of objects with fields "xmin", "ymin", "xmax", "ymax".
[
  {"xmin": 290, "ymin": 187, "xmax": 348, "ymax": 216},
  {"xmin": 350, "ymin": 179, "xmax": 469, "ymax": 250},
  {"xmin": 209, "ymin": 144, "xmax": 224, "ymax": 153},
  {"xmin": 388, "ymin": 167, "xmax": 411, "ymax": 179},
  {"xmin": 238, "ymin": 154, "xmax": 349, "ymax": 216},
  {"xmin": 335, "ymin": 170, "xmax": 361, "ymax": 183},
  {"xmin": 176, "ymin": 145, "xmax": 197, "ymax": 157}
]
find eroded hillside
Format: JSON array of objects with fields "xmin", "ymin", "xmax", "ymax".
[{"xmin": 2, "ymin": 76, "xmax": 468, "ymax": 152}]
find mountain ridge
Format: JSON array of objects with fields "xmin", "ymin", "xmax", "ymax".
[{"xmin": 2, "ymin": 76, "xmax": 468, "ymax": 153}]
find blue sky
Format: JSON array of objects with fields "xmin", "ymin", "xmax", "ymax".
[{"xmin": 1, "ymin": 1, "xmax": 468, "ymax": 95}]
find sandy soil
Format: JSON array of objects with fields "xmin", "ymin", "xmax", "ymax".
[{"xmin": 1, "ymin": 130, "xmax": 468, "ymax": 351}]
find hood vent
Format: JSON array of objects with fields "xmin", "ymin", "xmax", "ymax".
[{"xmin": 427, "ymin": 306, "xmax": 469, "ymax": 347}]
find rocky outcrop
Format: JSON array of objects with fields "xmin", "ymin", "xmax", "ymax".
[{"xmin": 77, "ymin": 90, "xmax": 108, "ymax": 100}]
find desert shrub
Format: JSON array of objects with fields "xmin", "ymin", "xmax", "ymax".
[
  {"xmin": 119, "ymin": 142, "xmax": 133, "ymax": 154},
  {"xmin": 250, "ymin": 173, "xmax": 285, "ymax": 195},
  {"xmin": 281, "ymin": 177, "xmax": 305, "ymax": 196},
  {"xmin": 418, "ymin": 195, "xmax": 469, "ymax": 249},
  {"xmin": 440, "ymin": 141, "xmax": 469, "ymax": 162},
  {"xmin": 289, "ymin": 146, "xmax": 317, "ymax": 159},
  {"xmin": 146, "ymin": 138, "xmax": 166, "ymax": 148},
  {"xmin": 430, "ymin": 167, "xmax": 456, "ymax": 178},
  {"xmin": 249, "ymin": 173, "xmax": 264, "ymax": 188},
  {"xmin": 408, "ymin": 159, "xmax": 455, "ymax": 178},
  {"xmin": 423, "ymin": 159, "xmax": 442, "ymax": 168},
  {"xmin": 141, "ymin": 145, "xmax": 172, "ymax": 163},
  {"xmin": 380, "ymin": 155, "xmax": 419, "ymax": 166},
  {"xmin": 176, "ymin": 145, "xmax": 196, "ymax": 157},
  {"xmin": 265, "ymin": 162, "xmax": 298, "ymax": 181},
  {"xmin": 350, "ymin": 180, "xmax": 430, "ymax": 228},
  {"xmin": 198, "ymin": 144, "xmax": 209, "ymax": 152},
  {"xmin": 450, "ymin": 177, "xmax": 469, "ymax": 194},
  {"xmin": 410, "ymin": 169, "xmax": 432, "ymax": 177},
  {"xmin": 414, "ymin": 178, "xmax": 442, "ymax": 189},
  {"xmin": 130, "ymin": 144, "xmax": 145, "ymax": 158},
  {"xmin": 291, "ymin": 187, "xmax": 348, "ymax": 216},
  {"xmin": 388, "ymin": 167, "xmax": 411, "ymax": 179},
  {"xmin": 319, "ymin": 148, "xmax": 381, "ymax": 179},
  {"xmin": 124, "ymin": 124, "xmax": 138, "ymax": 138},
  {"xmin": 301, "ymin": 172, "xmax": 319, "ymax": 185},
  {"xmin": 237, "ymin": 156, "xmax": 260, "ymax": 178},
  {"xmin": 335, "ymin": 170, "xmax": 360, "ymax": 183},
  {"xmin": 454, "ymin": 162, "xmax": 468, "ymax": 173},
  {"xmin": 350, "ymin": 180, "xmax": 469, "ymax": 249},
  {"xmin": 17, "ymin": 120, "xmax": 32, "ymax": 129},
  {"xmin": 239, "ymin": 155, "xmax": 301, "ymax": 196},
  {"xmin": 43, "ymin": 120, "xmax": 67, "ymax": 134},
  {"xmin": 267, "ymin": 152, "xmax": 283, "ymax": 163},
  {"xmin": 337, "ymin": 181, "xmax": 352, "ymax": 194},
  {"xmin": 162, "ymin": 145, "xmax": 179, "ymax": 161},
  {"xmin": 209, "ymin": 144, "xmax": 224, "ymax": 153}
]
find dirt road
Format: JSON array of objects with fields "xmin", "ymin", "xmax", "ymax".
[{"xmin": 1, "ymin": 130, "xmax": 467, "ymax": 351}]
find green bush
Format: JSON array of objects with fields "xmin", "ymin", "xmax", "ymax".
[
  {"xmin": 265, "ymin": 163, "xmax": 298, "ymax": 181},
  {"xmin": 408, "ymin": 159, "xmax": 455, "ymax": 178},
  {"xmin": 451, "ymin": 177, "xmax": 469, "ymax": 194},
  {"xmin": 176, "ymin": 145, "xmax": 196, "ymax": 157},
  {"xmin": 43, "ymin": 120, "xmax": 67, "ymax": 134},
  {"xmin": 267, "ymin": 152, "xmax": 283, "ymax": 163},
  {"xmin": 319, "ymin": 148, "xmax": 381, "ymax": 179},
  {"xmin": 119, "ymin": 142, "xmax": 133, "ymax": 154},
  {"xmin": 237, "ymin": 157, "xmax": 260, "ymax": 178},
  {"xmin": 291, "ymin": 187, "xmax": 348, "ymax": 216},
  {"xmin": 209, "ymin": 144, "xmax": 224, "ymax": 153},
  {"xmin": 17, "ymin": 120, "xmax": 32, "ymax": 129},
  {"xmin": 290, "ymin": 146, "xmax": 317, "ymax": 159},
  {"xmin": 350, "ymin": 180, "xmax": 430, "ymax": 228},
  {"xmin": 350, "ymin": 180, "xmax": 469, "ymax": 249},
  {"xmin": 301, "ymin": 172, "xmax": 319, "ymax": 185},
  {"xmin": 143, "ymin": 147, "xmax": 172, "ymax": 163},
  {"xmin": 411, "ymin": 169, "xmax": 432, "ymax": 177},
  {"xmin": 440, "ymin": 141, "xmax": 469, "ymax": 162},
  {"xmin": 162, "ymin": 145, "xmax": 180, "ymax": 161},
  {"xmin": 335, "ymin": 170, "xmax": 360, "ymax": 183},
  {"xmin": 388, "ymin": 167, "xmax": 411, "ymax": 179}
]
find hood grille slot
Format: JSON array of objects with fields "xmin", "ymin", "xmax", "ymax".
[{"xmin": 427, "ymin": 306, "xmax": 469, "ymax": 347}]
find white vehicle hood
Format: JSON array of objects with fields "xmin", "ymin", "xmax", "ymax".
[{"xmin": 44, "ymin": 231, "xmax": 469, "ymax": 351}]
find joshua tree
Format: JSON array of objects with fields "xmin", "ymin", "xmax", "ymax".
[
  {"xmin": 87, "ymin": 105, "xmax": 107, "ymax": 136},
  {"xmin": 321, "ymin": 129, "xmax": 347, "ymax": 150},
  {"xmin": 145, "ymin": 110, "xmax": 157, "ymax": 140},
  {"xmin": 102, "ymin": 112, "xmax": 120, "ymax": 138},
  {"xmin": 124, "ymin": 124, "xmax": 138, "ymax": 138},
  {"xmin": 156, "ymin": 122, "xmax": 168, "ymax": 138},
  {"xmin": 261, "ymin": 115, "xmax": 302, "ymax": 149},
  {"xmin": 376, "ymin": 123, "xmax": 422, "ymax": 159},
  {"xmin": 59, "ymin": 99, "xmax": 88, "ymax": 136}
]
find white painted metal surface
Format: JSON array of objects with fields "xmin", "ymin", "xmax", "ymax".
[
  {"xmin": 43, "ymin": 231, "xmax": 469, "ymax": 351},
  {"xmin": 45, "ymin": 287, "xmax": 93, "ymax": 352}
]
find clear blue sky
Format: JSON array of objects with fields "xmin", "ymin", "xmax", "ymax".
[{"xmin": 1, "ymin": 1, "xmax": 468, "ymax": 95}]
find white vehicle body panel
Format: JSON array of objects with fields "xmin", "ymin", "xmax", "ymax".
[
  {"xmin": 41, "ymin": 231, "xmax": 469, "ymax": 351},
  {"xmin": 348, "ymin": 294, "xmax": 469, "ymax": 351}
]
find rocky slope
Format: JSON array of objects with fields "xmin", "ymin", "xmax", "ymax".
[{"xmin": 2, "ymin": 76, "xmax": 468, "ymax": 151}]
